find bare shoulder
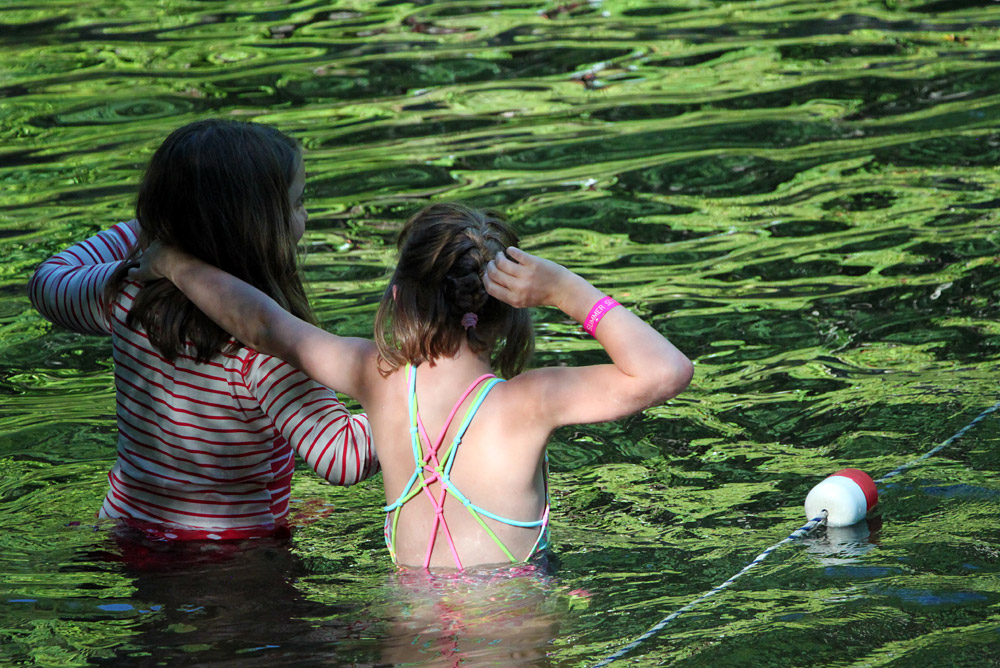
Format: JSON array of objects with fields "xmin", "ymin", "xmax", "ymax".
[
  {"xmin": 488, "ymin": 367, "xmax": 567, "ymax": 436},
  {"xmin": 501, "ymin": 366, "xmax": 562, "ymax": 396},
  {"xmin": 498, "ymin": 363, "xmax": 667, "ymax": 429},
  {"xmin": 455, "ymin": 374, "xmax": 550, "ymax": 467},
  {"xmin": 502, "ymin": 365, "xmax": 589, "ymax": 403},
  {"xmin": 353, "ymin": 342, "xmax": 392, "ymax": 404}
]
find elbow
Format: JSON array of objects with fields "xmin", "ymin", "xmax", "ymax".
[
  {"xmin": 651, "ymin": 353, "xmax": 694, "ymax": 404},
  {"xmin": 618, "ymin": 353, "xmax": 694, "ymax": 414},
  {"xmin": 675, "ymin": 356, "xmax": 695, "ymax": 397},
  {"xmin": 27, "ymin": 267, "xmax": 53, "ymax": 318}
]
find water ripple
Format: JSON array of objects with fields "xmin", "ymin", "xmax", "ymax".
[{"xmin": 2, "ymin": 1, "xmax": 1000, "ymax": 666}]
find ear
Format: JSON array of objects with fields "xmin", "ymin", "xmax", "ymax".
[{"xmin": 392, "ymin": 284, "xmax": 398, "ymax": 301}]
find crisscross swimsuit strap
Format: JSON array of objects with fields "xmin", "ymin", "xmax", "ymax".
[{"xmin": 383, "ymin": 364, "xmax": 550, "ymax": 570}]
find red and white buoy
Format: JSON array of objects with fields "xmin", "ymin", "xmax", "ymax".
[{"xmin": 804, "ymin": 468, "xmax": 878, "ymax": 527}]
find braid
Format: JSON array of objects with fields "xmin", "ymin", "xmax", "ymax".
[
  {"xmin": 444, "ymin": 229, "xmax": 491, "ymax": 315},
  {"xmin": 375, "ymin": 201, "xmax": 534, "ymax": 378},
  {"xmin": 445, "ymin": 271, "xmax": 488, "ymax": 313}
]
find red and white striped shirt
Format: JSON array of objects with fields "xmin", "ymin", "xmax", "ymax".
[{"xmin": 28, "ymin": 221, "xmax": 378, "ymax": 539}]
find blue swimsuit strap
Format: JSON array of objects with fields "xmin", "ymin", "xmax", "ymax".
[
  {"xmin": 438, "ymin": 383, "xmax": 546, "ymax": 529},
  {"xmin": 383, "ymin": 367, "xmax": 499, "ymax": 514},
  {"xmin": 384, "ymin": 365, "xmax": 547, "ymax": 565}
]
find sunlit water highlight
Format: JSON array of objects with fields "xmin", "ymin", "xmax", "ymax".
[{"xmin": 2, "ymin": 1, "xmax": 1000, "ymax": 666}]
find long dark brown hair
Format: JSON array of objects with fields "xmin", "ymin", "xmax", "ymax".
[
  {"xmin": 375, "ymin": 202, "xmax": 534, "ymax": 378},
  {"xmin": 105, "ymin": 119, "xmax": 315, "ymax": 362}
]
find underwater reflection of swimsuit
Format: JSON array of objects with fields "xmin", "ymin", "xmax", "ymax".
[{"xmin": 383, "ymin": 364, "xmax": 550, "ymax": 570}]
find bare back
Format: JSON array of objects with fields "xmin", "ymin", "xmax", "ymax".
[{"xmin": 368, "ymin": 358, "xmax": 549, "ymax": 569}]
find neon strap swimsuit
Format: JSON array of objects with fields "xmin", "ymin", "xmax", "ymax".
[{"xmin": 383, "ymin": 364, "xmax": 550, "ymax": 570}]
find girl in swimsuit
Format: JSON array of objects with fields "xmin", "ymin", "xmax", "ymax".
[{"xmin": 130, "ymin": 202, "xmax": 693, "ymax": 569}]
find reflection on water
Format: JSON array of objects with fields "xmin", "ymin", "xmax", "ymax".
[
  {"xmin": 802, "ymin": 517, "xmax": 881, "ymax": 566},
  {"xmin": 2, "ymin": 0, "xmax": 1000, "ymax": 666},
  {"xmin": 85, "ymin": 533, "xmax": 373, "ymax": 667},
  {"xmin": 378, "ymin": 565, "xmax": 564, "ymax": 667}
]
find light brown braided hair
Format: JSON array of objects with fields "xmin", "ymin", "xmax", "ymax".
[{"xmin": 374, "ymin": 202, "xmax": 534, "ymax": 378}]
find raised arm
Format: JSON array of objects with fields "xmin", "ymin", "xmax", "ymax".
[
  {"xmin": 132, "ymin": 243, "xmax": 379, "ymax": 406},
  {"xmin": 483, "ymin": 247, "xmax": 693, "ymax": 429},
  {"xmin": 28, "ymin": 220, "xmax": 139, "ymax": 335}
]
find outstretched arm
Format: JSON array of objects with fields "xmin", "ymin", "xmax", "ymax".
[
  {"xmin": 483, "ymin": 247, "xmax": 693, "ymax": 429},
  {"xmin": 131, "ymin": 243, "xmax": 378, "ymax": 405}
]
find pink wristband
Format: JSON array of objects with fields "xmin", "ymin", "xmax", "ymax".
[{"xmin": 583, "ymin": 296, "xmax": 619, "ymax": 336}]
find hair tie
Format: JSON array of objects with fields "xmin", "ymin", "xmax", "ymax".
[{"xmin": 461, "ymin": 312, "xmax": 478, "ymax": 330}]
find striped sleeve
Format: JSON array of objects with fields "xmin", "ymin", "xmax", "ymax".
[
  {"xmin": 241, "ymin": 350, "xmax": 379, "ymax": 486},
  {"xmin": 28, "ymin": 221, "xmax": 139, "ymax": 335}
]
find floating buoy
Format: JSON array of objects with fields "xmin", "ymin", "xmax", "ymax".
[{"xmin": 804, "ymin": 468, "xmax": 878, "ymax": 527}]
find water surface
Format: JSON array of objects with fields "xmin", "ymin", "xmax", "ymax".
[{"xmin": 2, "ymin": 0, "xmax": 1000, "ymax": 665}]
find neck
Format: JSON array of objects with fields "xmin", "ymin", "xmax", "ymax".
[{"xmin": 419, "ymin": 343, "xmax": 493, "ymax": 380}]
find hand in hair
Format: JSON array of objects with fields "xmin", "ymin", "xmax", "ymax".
[
  {"xmin": 136, "ymin": 244, "xmax": 379, "ymax": 406},
  {"xmin": 484, "ymin": 244, "xmax": 693, "ymax": 429},
  {"xmin": 483, "ymin": 246, "xmax": 577, "ymax": 311},
  {"xmin": 126, "ymin": 239, "xmax": 172, "ymax": 284}
]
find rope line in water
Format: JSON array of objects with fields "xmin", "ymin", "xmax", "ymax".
[
  {"xmin": 591, "ymin": 513, "xmax": 826, "ymax": 668},
  {"xmin": 591, "ymin": 399, "xmax": 1000, "ymax": 667},
  {"xmin": 874, "ymin": 398, "xmax": 1000, "ymax": 485}
]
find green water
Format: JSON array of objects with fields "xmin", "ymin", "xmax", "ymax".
[{"xmin": 3, "ymin": 0, "xmax": 1000, "ymax": 665}]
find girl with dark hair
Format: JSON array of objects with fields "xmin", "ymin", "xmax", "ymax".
[
  {"xmin": 131, "ymin": 201, "xmax": 693, "ymax": 567},
  {"xmin": 28, "ymin": 119, "xmax": 377, "ymax": 542}
]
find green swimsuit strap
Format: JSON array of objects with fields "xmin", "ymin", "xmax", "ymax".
[
  {"xmin": 386, "ymin": 364, "xmax": 549, "ymax": 567},
  {"xmin": 383, "ymin": 364, "xmax": 502, "ymax": 568}
]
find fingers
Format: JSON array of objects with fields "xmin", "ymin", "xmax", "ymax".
[
  {"xmin": 504, "ymin": 246, "xmax": 530, "ymax": 263},
  {"xmin": 493, "ymin": 246, "xmax": 532, "ymax": 278},
  {"xmin": 484, "ymin": 247, "xmax": 546, "ymax": 307},
  {"xmin": 484, "ymin": 259, "xmax": 512, "ymax": 289},
  {"xmin": 484, "ymin": 258, "xmax": 508, "ymax": 287},
  {"xmin": 126, "ymin": 261, "xmax": 155, "ymax": 283},
  {"xmin": 125, "ymin": 266, "xmax": 149, "ymax": 283},
  {"xmin": 482, "ymin": 261, "xmax": 514, "ymax": 303},
  {"xmin": 124, "ymin": 251, "xmax": 162, "ymax": 283}
]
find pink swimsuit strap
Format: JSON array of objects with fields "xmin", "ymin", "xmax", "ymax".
[{"xmin": 416, "ymin": 371, "xmax": 496, "ymax": 569}]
